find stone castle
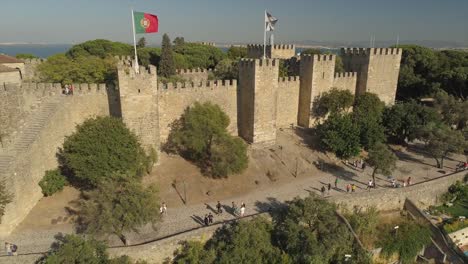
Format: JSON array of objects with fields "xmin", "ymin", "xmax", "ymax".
[{"xmin": 0, "ymin": 45, "xmax": 402, "ymax": 236}]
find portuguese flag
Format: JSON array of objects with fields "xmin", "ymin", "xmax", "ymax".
[{"xmin": 133, "ymin": 11, "xmax": 159, "ymax": 34}]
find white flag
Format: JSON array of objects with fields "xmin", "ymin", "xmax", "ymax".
[{"xmin": 265, "ymin": 11, "xmax": 278, "ymax": 32}]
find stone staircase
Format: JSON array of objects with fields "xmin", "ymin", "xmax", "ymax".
[{"xmin": 0, "ymin": 96, "xmax": 63, "ymax": 179}]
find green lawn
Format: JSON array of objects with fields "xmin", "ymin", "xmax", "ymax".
[{"xmin": 435, "ymin": 200, "xmax": 468, "ymax": 218}]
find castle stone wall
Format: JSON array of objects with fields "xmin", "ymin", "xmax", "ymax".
[
  {"xmin": 158, "ymin": 80, "xmax": 238, "ymax": 142},
  {"xmin": 0, "ymin": 86, "xmax": 119, "ymax": 236},
  {"xmin": 332, "ymin": 72, "xmax": 357, "ymax": 94},
  {"xmin": 0, "ymin": 84, "xmax": 24, "ymax": 147},
  {"xmin": 247, "ymin": 45, "xmax": 295, "ymax": 59},
  {"xmin": 277, "ymin": 76, "xmax": 300, "ymax": 128},
  {"xmin": 118, "ymin": 65, "xmax": 159, "ymax": 152},
  {"xmin": 22, "ymin": 58, "xmax": 44, "ymax": 81},
  {"xmin": 331, "ymin": 172, "xmax": 466, "ymax": 211},
  {"xmin": 239, "ymin": 59, "xmax": 279, "ymax": 144},
  {"xmin": 176, "ymin": 68, "xmax": 211, "ymax": 83},
  {"xmin": 0, "ymin": 70, "xmax": 21, "ymax": 85}
]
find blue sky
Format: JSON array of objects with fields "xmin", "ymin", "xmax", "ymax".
[{"xmin": 1, "ymin": 0, "xmax": 467, "ymax": 45}]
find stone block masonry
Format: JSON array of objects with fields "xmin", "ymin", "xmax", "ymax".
[
  {"xmin": 277, "ymin": 76, "xmax": 300, "ymax": 128},
  {"xmin": 247, "ymin": 44, "xmax": 296, "ymax": 59},
  {"xmin": 176, "ymin": 68, "xmax": 212, "ymax": 83}
]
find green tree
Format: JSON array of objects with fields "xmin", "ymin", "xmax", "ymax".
[
  {"xmin": 159, "ymin": 34, "xmax": 176, "ymax": 77},
  {"xmin": 61, "ymin": 116, "xmax": 148, "ymax": 188},
  {"xmin": 0, "ymin": 180, "xmax": 12, "ymax": 223},
  {"xmin": 79, "ymin": 177, "xmax": 160, "ymax": 245},
  {"xmin": 166, "ymin": 102, "xmax": 248, "ymax": 178},
  {"xmin": 433, "ymin": 90, "xmax": 468, "ymax": 130},
  {"xmin": 15, "ymin": 53, "xmax": 38, "ymax": 59},
  {"xmin": 173, "ymin": 241, "xmax": 216, "ymax": 264},
  {"xmin": 346, "ymin": 206, "xmax": 379, "ymax": 246},
  {"xmin": 213, "ymin": 59, "xmax": 238, "ymax": 80},
  {"xmin": 317, "ymin": 113, "xmax": 361, "ymax": 159},
  {"xmin": 39, "ymin": 169, "xmax": 68, "ymax": 196},
  {"xmin": 417, "ymin": 124, "xmax": 466, "ymax": 168},
  {"xmin": 136, "ymin": 37, "xmax": 146, "ymax": 48},
  {"xmin": 353, "ymin": 92, "xmax": 386, "ymax": 149},
  {"xmin": 39, "ymin": 234, "xmax": 109, "ymax": 264},
  {"xmin": 378, "ymin": 220, "xmax": 432, "ymax": 264},
  {"xmin": 383, "ymin": 100, "xmax": 441, "ymax": 144},
  {"xmin": 313, "ymin": 88, "xmax": 354, "ymax": 117},
  {"xmin": 174, "ymin": 43, "xmax": 226, "ymax": 69},
  {"xmin": 301, "ymin": 48, "xmax": 321, "ymax": 55},
  {"xmin": 227, "ymin": 46, "xmax": 247, "ymax": 59},
  {"xmin": 66, "ymin": 39, "xmax": 132, "ymax": 59},
  {"xmin": 273, "ymin": 194, "xmax": 368, "ymax": 264},
  {"xmin": 173, "ymin": 37, "xmax": 186, "ymax": 48},
  {"xmin": 366, "ymin": 143, "xmax": 397, "ymax": 184}
]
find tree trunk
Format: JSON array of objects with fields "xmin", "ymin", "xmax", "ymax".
[
  {"xmin": 434, "ymin": 158, "xmax": 442, "ymax": 168},
  {"xmin": 440, "ymin": 156, "xmax": 445, "ymax": 169},
  {"xmin": 117, "ymin": 233, "xmax": 128, "ymax": 246},
  {"xmin": 372, "ymin": 169, "xmax": 376, "ymax": 188}
]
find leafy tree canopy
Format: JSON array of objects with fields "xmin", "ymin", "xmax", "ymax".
[
  {"xmin": 317, "ymin": 113, "xmax": 361, "ymax": 159},
  {"xmin": 173, "ymin": 42, "xmax": 226, "ymax": 69},
  {"xmin": 39, "ymin": 169, "xmax": 68, "ymax": 197},
  {"xmin": 433, "ymin": 90, "xmax": 468, "ymax": 130},
  {"xmin": 159, "ymin": 33, "xmax": 176, "ymax": 77},
  {"xmin": 396, "ymin": 45, "xmax": 468, "ymax": 100},
  {"xmin": 61, "ymin": 116, "xmax": 149, "ymax": 188},
  {"xmin": 213, "ymin": 59, "xmax": 238, "ymax": 80},
  {"xmin": 353, "ymin": 93, "xmax": 387, "ymax": 149},
  {"xmin": 227, "ymin": 46, "xmax": 247, "ymax": 60},
  {"xmin": 173, "ymin": 37, "xmax": 185, "ymax": 48},
  {"xmin": 0, "ymin": 180, "xmax": 12, "ymax": 223},
  {"xmin": 136, "ymin": 37, "xmax": 146, "ymax": 49},
  {"xmin": 66, "ymin": 39, "xmax": 132, "ymax": 59},
  {"xmin": 166, "ymin": 102, "xmax": 248, "ymax": 178},
  {"xmin": 416, "ymin": 124, "xmax": 466, "ymax": 168},
  {"xmin": 37, "ymin": 53, "xmax": 116, "ymax": 84},
  {"xmin": 79, "ymin": 177, "xmax": 160, "ymax": 245},
  {"xmin": 314, "ymin": 88, "xmax": 354, "ymax": 117},
  {"xmin": 15, "ymin": 53, "xmax": 38, "ymax": 59},
  {"xmin": 366, "ymin": 142, "xmax": 397, "ymax": 183},
  {"xmin": 383, "ymin": 100, "xmax": 441, "ymax": 144}
]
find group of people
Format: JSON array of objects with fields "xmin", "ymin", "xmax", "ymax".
[
  {"xmin": 350, "ymin": 159, "xmax": 366, "ymax": 170},
  {"xmin": 231, "ymin": 201, "xmax": 246, "ymax": 217},
  {"xmin": 4, "ymin": 242, "xmax": 18, "ymax": 256},
  {"xmin": 62, "ymin": 84, "xmax": 74, "ymax": 95},
  {"xmin": 390, "ymin": 176, "xmax": 412, "ymax": 188}
]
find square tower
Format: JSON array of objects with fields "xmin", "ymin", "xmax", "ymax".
[
  {"xmin": 117, "ymin": 63, "xmax": 160, "ymax": 152},
  {"xmin": 341, "ymin": 48, "xmax": 402, "ymax": 104},
  {"xmin": 238, "ymin": 59, "xmax": 279, "ymax": 144},
  {"xmin": 297, "ymin": 54, "xmax": 336, "ymax": 128}
]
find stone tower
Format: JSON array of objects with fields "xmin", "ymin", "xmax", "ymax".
[
  {"xmin": 117, "ymin": 63, "xmax": 160, "ymax": 151},
  {"xmin": 238, "ymin": 58, "xmax": 279, "ymax": 144},
  {"xmin": 341, "ymin": 48, "xmax": 402, "ymax": 104},
  {"xmin": 297, "ymin": 54, "xmax": 336, "ymax": 127},
  {"xmin": 247, "ymin": 44, "xmax": 296, "ymax": 59}
]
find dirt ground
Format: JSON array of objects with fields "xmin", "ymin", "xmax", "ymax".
[{"xmin": 13, "ymin": 128, "xmax": 467, "ymax": 233}]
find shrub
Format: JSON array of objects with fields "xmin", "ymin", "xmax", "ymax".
[
  {"xmin": 39, "ymin": 169, "xmax": 68, "ymax": 196},
  {"xmin": 378, "ymin": 220, "xmax": 432, "ymax": 264},
  {"xmin": 60, "ymin": 116, "xmax": 148, "ymax": 188},
  {"xmin": 0, "ymin": 180, "xmax": 12, "ymax": 223},
  {"xmin": 210, "ymin": 135, "xmax": 248, "ymax": 178}
]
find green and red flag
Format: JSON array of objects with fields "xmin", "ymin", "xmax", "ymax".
[{"xmin": 133, "ymin": 11, "xmax": 159, "ymax": 33}]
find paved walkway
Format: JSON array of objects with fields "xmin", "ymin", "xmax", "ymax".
[{"xmin": 3, "ymin": 163, "xmax": 462, "ymax": 259}]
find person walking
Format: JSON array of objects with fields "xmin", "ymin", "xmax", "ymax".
[
  {"xmin": 367, "ymin": 180, "xmax": 373, "ymax": 191},
  {"xmin": 407, "ymin": 176, "xmax": 412, "ymax": 186},
  {"xmin": 5, "ymin": 242, "xmax": 11, "ymax": 256},
  {"xmin": 240, "ymin": 203, "xmax": 246, "ymax": 217},
  {"xmin": 321, "ymin": 186, "xmax": 326, "ymax": 196},
  {"xmin": 346, "ymin": 184, "xmax": 350, "ymax": 193},
  {"xmin": 334, "ymin": 178, "xmax": 339, "ymax": 188},
  {"xmin": 204, "ymin": 214, "xmax": 209, "ymax": 226},
  {"xmin": 160, "ymin": 202, "xmax": 167, "ymax": 215},
  {"xmin": 10, "ymin": 244, "xmax": 17, "ymax": 256},
  {"xmin": 216, "ymin": 201, "xmax": 222, "ymax": 214},
  {"xmin": 327, "ymin": 183, "xmax": 331, "ymax": 195},
  {"xmin": 208, "ymin": 213, "xmax": 214, "ymax": 224},
  {"xmin": 351, "ymin": 184, "xmax": 356, "ymax": 193}
]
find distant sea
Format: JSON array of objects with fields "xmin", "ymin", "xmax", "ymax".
[
  {"xmin": 0, "ymin": 44, "xmax": 338, "ymax": 59},
  {"xmin": 0, "ymin": 44, "xmax": 72, "ymax": 58}
]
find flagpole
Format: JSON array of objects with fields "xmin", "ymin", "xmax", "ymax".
[
  {"xmin": 131, "ymin": 8, "xmax": 139, "ymax": 73},
  {"xmin": 263, "ymin": 10, "xmax": 267, "ymax": 59}
]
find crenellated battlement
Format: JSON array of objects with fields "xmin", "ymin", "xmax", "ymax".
[
  {"xmin": 22, "ymin": 58, "xmax": 45, "ymax": 64},
  {"xmin": 159, "ymin": 79, "xmax": 237, "ymax": 92},
  {"xmin": 301, "ymin": 54, "xmax": 335, "ymax": 62},
  {"xmin": 117, "ymin": 63, "xmax": 157, "ymax": 77},
  {"xmin": 272, "ymin": 44, "xmax": 295, "ymax": 50},
  {"xmin": 176, "ymin": 68, "xmax": 213, "ymax": 74},
  {"xmin": 341, "ymin": 47, "xmax": 401, "ymax": 56},
  {"xmin": 278, "ymin": 76, "xmax": 300, "ymax": 82},
  {"xmin": 334, "ymin": 72, "xmax": 357, "ymax": 78},
  {"xmin": 114, "ymin": 55, "xmax": 133, "ymax": 61},
  {"xmin": 19, "ymin": 82, "xmax": 114, "ymax": 95},
  {"xmin": 239, "ymin": 58, "xmax": 278, "ymax": 68}
]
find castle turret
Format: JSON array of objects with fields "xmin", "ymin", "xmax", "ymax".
[
  {"xmin": 341, "ymin": 48, "xmax": 402, "ymax": 104},
  {"xmin": 117, "ymin": 63, "xmax": 160, "ymax": 152},
  {"xmin": 247, "ymin": 44, "xmax": 296, "ymax": 59},
  {"xmin": 238, "ymin": 58, "xmax": 279, "ymax": 144},
  {"xmin": 297, "ymin": 54, "xmax": 336, "ymax": 127}
]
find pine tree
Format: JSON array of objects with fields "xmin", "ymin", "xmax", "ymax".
[
  {"xmin": 136, "ymin": 37, "xmax": 146, "ymax": 48},
  {"xmin": 159, "ymin": 34, "xmax": 176, "ymax": 77}
]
